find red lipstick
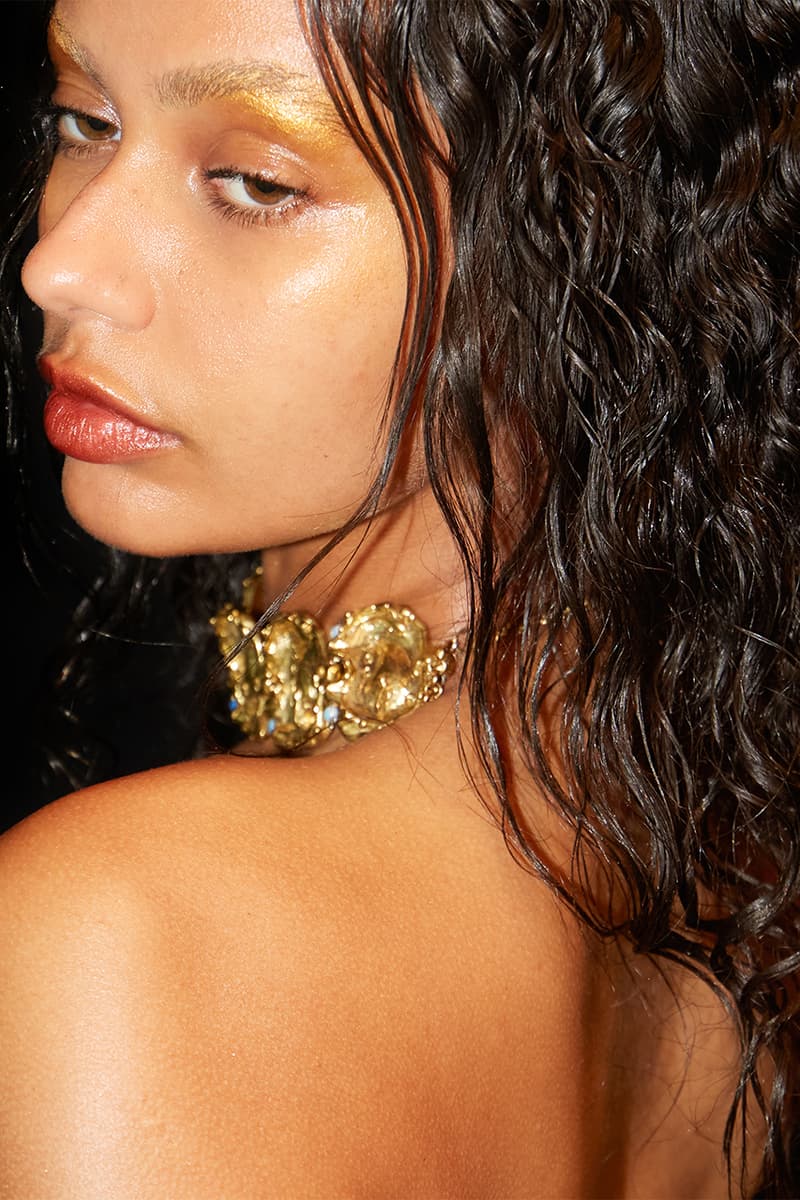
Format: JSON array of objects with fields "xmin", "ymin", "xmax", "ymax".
[{"xmin": 38, "ymin": 360, "xmax": 180, "ymax": 464}]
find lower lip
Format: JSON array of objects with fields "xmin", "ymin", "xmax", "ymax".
[{"xmin": 43, "ymin": 390, "xmax": 180, "ymax": 464}]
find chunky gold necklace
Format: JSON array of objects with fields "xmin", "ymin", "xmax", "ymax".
[{"xmin": 212, "ymin": 568, "xmax": 459, "ymax": 752}]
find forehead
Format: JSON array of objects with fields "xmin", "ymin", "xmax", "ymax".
[{"xmin": 49, "ymin": 0, "xmax": 332, "ymax": 104}]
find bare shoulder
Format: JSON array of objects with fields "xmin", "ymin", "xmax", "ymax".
[
  {"xmin": 0, "ymin": 742, "xmax": 741, "ymax": 1200},
  {"xmin": 0, "ymin": 755, "xmax": 311, "ymax": 988},
  {"xmin": 0, "ymin": 745, "xmax": 594, "ymax": 1199},
  {"xmin": 0, "ymin": 755, "xmax": 365, "ymax": 1199}
]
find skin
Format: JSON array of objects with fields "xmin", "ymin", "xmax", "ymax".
[
  {"xmin": 2, "ymin": 0, "xmax": 750, "ymax": 1195},
  {"xmin": 22, "ymin": 0, "xmax": 432, "ymax": 589}
]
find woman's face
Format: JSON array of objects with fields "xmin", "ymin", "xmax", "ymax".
[{"xmin": 22, "ymin": 0, "xmax": 408, "ymax": 556}]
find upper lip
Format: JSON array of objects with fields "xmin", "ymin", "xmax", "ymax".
[{"xmin": 37, "ymin": 356, "xmax": 169, "ymax": 433}]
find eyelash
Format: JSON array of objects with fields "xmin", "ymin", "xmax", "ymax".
[
  {"xmin": 41, "ymin": 102, "xmax": 115, "ymax": 159},
  {"xmin": 40, "ymin": 103, "xmax": 306, "ymax": 230},
  {"xmin": 205, "ymin": 168, "xmax": 304, "ymax": 229}
]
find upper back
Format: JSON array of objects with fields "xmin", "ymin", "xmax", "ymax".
[{"xmin": 0, "ymin": 722, "xmax": 745, "ymax": 1198}]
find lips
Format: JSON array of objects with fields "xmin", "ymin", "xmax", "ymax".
[{"xmin": 38, "ymin": 359, "xmax": 180, "ymax": 464}]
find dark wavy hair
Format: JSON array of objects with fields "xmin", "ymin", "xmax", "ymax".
[
  {"xmin": 3, "ymin": 0, "xmax": 799, "ymax": 1194},
  {"xmin": 297, "ymin": 0, "xmax": 800, "ymax": 1193}
]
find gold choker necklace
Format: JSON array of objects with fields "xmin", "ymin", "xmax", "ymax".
[{"xmin": 212, "ymin": 569, "xmax": 458, "ymax": 752}]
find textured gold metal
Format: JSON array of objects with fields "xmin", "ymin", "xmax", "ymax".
[{"xmin": 212, "ymin": 570, "xmax": 458, "ymax": 751}]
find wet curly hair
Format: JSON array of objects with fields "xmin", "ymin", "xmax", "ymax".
[
  {"xmin": 298, "ymin": 0, "xmax": 800, "ymax": 1193},
  {"xmin": 3, "ymin": 0, "xmax": 799, "ymax": 1194}
]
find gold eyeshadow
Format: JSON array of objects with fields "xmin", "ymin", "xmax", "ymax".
[
  {"xmin": 49, "ymin": 17, "xmax": 348, "ymax": 153},
  {"xmin": 48, "ymin": 14, "xmax": 105, "ymax": 88},
  {"xmin": 156, "ymin": 62, "xmax": 348, "ymax": 151},
  {"xmin": 225, "ymin": 90, "xmax": 347, "ymax": 152}
]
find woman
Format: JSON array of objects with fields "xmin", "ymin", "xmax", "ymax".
[{"xmin": 1, "ymin": 0, "xmax": 798, "ymax": 1195}]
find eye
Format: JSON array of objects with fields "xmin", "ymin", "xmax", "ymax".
[
  {"xmin": 55, "ymin": 107, "xmax": 121, "ymax": 146},
  {"xmin": 204, "ymin": 167, "xmax": 304, "ymax": 228},
  {"xmin": 207, "ymin": 169, "xmax": 297, "ymax": 211},
  {"xmin": 62, "ymin": 111, "xmax": 119, "ymax": 142}
]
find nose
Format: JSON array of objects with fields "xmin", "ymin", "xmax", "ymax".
[{"xmin": 21, "ymin": 165, "xmax": 157, "ymax": 332}]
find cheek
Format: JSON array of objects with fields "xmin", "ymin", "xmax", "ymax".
[
  {"xmin": 79, "ymin": 205, "xmax": 412, "ymax": 556},
  {"xmin": 43, "ymin": 191, "xmax": 411, "ymax": 557},
  {"xmin": 174, "ymin": 208, "xmax": 408, "ymax": 453}
]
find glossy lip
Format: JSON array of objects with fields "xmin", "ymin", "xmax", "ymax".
[{"xmin": 37, "ymin": 357, "xmax": 181, "ymax": 464}]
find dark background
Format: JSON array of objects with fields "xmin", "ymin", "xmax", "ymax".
[
  {"xmin": 1, "ymin": 1, "xmax": 223, "ymax": 833},
  {"xmin": 1, "ymin": 0, "xmax": 82, "ymax": 832},
  {"xmin": 0, "ymin": 2, "xmax": 247, "ymax": 835}
]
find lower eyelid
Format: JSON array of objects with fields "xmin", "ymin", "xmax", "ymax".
[
  {"xmin": 55, "ymin": 139, "xmax": 115, "ymax": 162},
  {"xmin": 205, "ymin": 187, "xmax": 305, "ymax": 229}
]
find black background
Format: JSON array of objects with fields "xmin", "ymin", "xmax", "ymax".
[
  {"xmin": 2, "ymin": 2, "xmax": 241, "ymax": 834},
  {"xmin": 1, "ymin": 0, "xmax": 179, "ymax": 833},
  {"xmin": 1, "ymin": 0, "xmax": 76, "ymax": 831}
]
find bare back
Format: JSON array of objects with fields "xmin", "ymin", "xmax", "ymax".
[{"xmin": 0, "ymin": 701, "xmax": 744, "ymax": 1199}]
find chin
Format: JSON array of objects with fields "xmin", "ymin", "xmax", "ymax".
[
  {"xmin": 58, "ymin": 457, "xmax": 337, "ymax": 558},
  {"xmin": 63, "ymin": 499, "xmax": 182, "ymax": 557},
  {"xmin": 60, "ymin": 458, "xmax": 210, "ymax": 558}
]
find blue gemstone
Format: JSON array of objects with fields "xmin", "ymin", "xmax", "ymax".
[
  {"xmin": 228, "ymin": 697, "xmax": 238, "ymax": 713},
  {"xmin": 323, "ymin": 704, "xmax": 340, "ymax": 726},
  {"xmin": 266, "ymin": 718, "xmax": 277, "ymax": 734}
]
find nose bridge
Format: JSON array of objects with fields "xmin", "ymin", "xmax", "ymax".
[{"xmin": 22, "ymin": 153, "xmax": 158, "ymax": 331}]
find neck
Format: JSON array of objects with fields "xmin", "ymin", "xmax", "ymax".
[{"xmin": 259, "ymin": 483, "xmax": 466, "ymax": 641}]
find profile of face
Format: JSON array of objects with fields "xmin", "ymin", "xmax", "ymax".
[{"xmin": 21, "ymin": 0, "xmax": 409, "ymax": 557}]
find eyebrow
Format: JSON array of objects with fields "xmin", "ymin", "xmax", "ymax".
[
  {"xmin": 156, "ymin": 62, "xmax": 341, "ymax": 127},
  {"xmin": 49, "ymin": 14, "xmax": 108, "ymax": 90},
  {"xmin": 49, "ymin": 14, "xmax": 346, "ymax": 137}
]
